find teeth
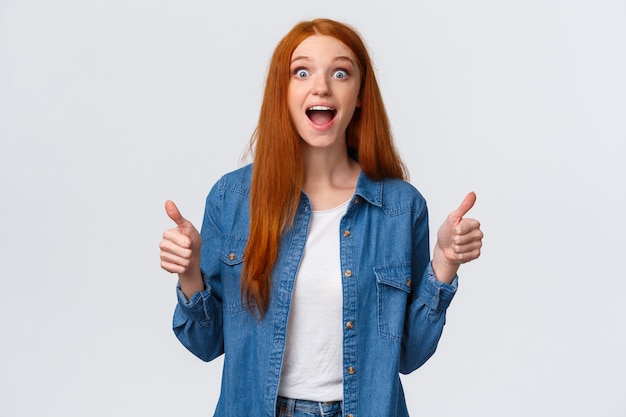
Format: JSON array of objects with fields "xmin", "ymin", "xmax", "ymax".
[{"xmin": 308, "ymin": 105, "xmax": 333, "ymax": 111}]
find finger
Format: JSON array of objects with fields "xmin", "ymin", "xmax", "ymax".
[
  {"xmin": 453, "ymin": 239, "xmax": 483, "ymax": 255},
  {"xmin": 452, "ymin": 247, "xmax": 482, "ymax": 263},
  {"xmin": 159, "ymin": 236, "xmax": 193, "ymax": 257},
  {"xmin": 162, "ymin": 228, "xmax": 193, "ymax": 249},
  {"xmin": 454, "ymin": 218, "xmax": 482, "ymax": 236},
  {"xmin": 452, "ymin": 227, "xmax": 483, "ymax": 245},
  {"xmin": 449, "ymin": 192, "xmax": 477, "ymax": 223},
  {"xmin": 160, "ymin": 259, "xmax": 188, "ymax": 274},
  {"xmin": 160, "ymin": 249, "xmax": 192, "ymax": 268},
  {"xmin": 165, "ymin": 200, "xmax": 187, "ymax": 229}
]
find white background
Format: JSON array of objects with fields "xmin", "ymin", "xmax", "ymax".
[{"xmin": 1, "ymin": 0, "xmax": 625, "ymax": 416}]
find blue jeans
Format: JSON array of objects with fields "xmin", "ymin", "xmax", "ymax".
[{"xmin": 275, "ymin": 396, "xmax": 342, "ymax": 417}]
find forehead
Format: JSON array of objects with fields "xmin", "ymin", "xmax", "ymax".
[{"xmin": 291, "ymin": 35, "xmax": 357, "ymax": 62}]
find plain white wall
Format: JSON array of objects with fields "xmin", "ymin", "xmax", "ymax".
[{"xmin": 1, "ymin": 0, "xmax": 624, "ymax": 416}]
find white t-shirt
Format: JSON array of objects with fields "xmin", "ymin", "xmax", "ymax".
[{"xmin": 277, "ymin": 199, "xmax": 349, "ymax": 401}]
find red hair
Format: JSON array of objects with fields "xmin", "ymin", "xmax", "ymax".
[{"xmin": 243, "ymin": 18, "xmax": 407, "ymax": 316}]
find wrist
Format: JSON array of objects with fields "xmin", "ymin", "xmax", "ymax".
[
  {"xmin": 432, "ymin": 245, "xmax": 459, "ymax": 284},
  {"xmin": 179, "ymin": 268, "xmax": 205, "ymax": 299}
]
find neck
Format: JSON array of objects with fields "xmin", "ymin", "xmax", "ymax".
[{"xmin": 301, "ymin": 144, "xmax": 360, "ymax": 211}]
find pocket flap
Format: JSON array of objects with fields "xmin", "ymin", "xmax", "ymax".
[
  {"xmin": 374, "ymin": 262, "xmax": 412, "ymax": 293},
  {"xmin": 218, "ymin": 234, "xmax": 246, "ymax": 266}
]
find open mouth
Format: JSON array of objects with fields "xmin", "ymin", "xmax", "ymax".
[{"xmin": 306, "ymin": 105, "xmax": 337, "ymax": 126}]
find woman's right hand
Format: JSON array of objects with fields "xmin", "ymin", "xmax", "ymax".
[{"xmin": 159, "ymin": 200, "xmax": 204, "ymax": 298}]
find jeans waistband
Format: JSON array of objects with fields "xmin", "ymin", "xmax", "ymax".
[{"xmin": 276, "ymin": 396, "xmax": 342, "ymax": 416}]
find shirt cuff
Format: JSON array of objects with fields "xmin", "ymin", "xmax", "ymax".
[
  {"xmin": 417, "ymin": 262, "xmax": 458, "ymax": 312},
  {"xmin": 175, "ymin": 282, "xmax": 212, "ymax": 322}
]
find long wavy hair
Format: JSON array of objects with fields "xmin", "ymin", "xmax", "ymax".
[{"xmin": 243, "ymin": 18, "xmax": 407, "ymax": 316}]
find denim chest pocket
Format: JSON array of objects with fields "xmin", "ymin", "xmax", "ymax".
[
  {"xmin": 374, "ymin": 263, "xmax": 412, "ymax": 342},
  {"xmin": 218, "ymin": 234, "xmax": 247, "ymax": 314}
]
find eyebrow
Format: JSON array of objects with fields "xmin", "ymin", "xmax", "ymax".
[{"xmin": 290, "ymin": 55, "xmax": 356, "ymax": 66}]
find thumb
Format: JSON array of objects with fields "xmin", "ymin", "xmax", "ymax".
[
  {"xmin": 165, "ymin": 200, "xmax": 189, "ymax": 230},
  {"xmin": 448, "ymin": 192, "xmax": 477, "ymax": 224}
]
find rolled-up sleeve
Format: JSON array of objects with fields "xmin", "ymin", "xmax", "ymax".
[
  {"xmin": 416, "ymin": 263, "xmax": 458, "ymax": 312},
  {"xmin": 174, "ymin": 281, "xmax": 214, "ymax": 327},
  {"xmin": 400, "ymin": 262, "xmax": 458, "ymax": 374}
]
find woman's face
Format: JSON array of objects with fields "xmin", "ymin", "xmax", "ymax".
[{"xmin": 288, "ymin": 35, "xmax": 361, "ymax": 151}]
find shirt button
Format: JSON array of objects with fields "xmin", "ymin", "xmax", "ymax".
[
  {"xmin": 228, "ymin": 253, "xmax": 236, "ymax": 261},
  {"xmin": 347, "ymin": 366, "xmax": 356, "ymax": 374},
  {"xmin": 343, "ymin": 230, "xmax": 351, "ymax": 237},
  {"xmin": 406, "ymin": 279, "xmax": 411, "ymax": 287},
  {"xmin": 345, "ymin": 321, "xmax": 354, "ymax": 329},
  {"xmin": 344, "ymin": 270, "xmax": 352, "ymax": 277},
  {"xmin": 354, "ymin": 197, "xmax": 360, "ymax": 204},
  {"xmin": 347, "ymin": 414, "xmax": 354, "ymax": 417}
]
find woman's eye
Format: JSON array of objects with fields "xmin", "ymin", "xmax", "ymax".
[
  {"xmin": 295, "ymin": 69, "xmax": 310, "ymax": 78},
  {"xmin": 333, "ymin": 69, "xmax": 349, "ymax": 79}
]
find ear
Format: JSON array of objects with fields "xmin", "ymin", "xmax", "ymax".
[{"xmin": 356, "ymin": 96, "xmax": 362, "ymax": 108}]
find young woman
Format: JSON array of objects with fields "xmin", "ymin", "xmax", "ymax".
[{"xmin": 159, "ymin": 18, "xmax": 483, "ymax": 417}]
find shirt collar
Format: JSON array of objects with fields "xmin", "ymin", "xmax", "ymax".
[{"xmin": 354, "ymin": 171, "xmax": 383, "ymax": 207}]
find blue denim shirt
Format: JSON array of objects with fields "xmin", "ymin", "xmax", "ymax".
[{"xmin": 173, "ymin": 164, "xmax": 458, "ymax": 417}]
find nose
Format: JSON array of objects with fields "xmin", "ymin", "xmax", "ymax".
[{"xmin": 311, "ymin": 75, "xmax": 331, "ymax": 96}]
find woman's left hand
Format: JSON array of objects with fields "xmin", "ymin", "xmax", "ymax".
[{"xmin": 432, "ymin": 192, "xmax": 483, "ymax": 284}]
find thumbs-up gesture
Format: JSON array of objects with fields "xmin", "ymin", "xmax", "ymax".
[
  {"xmin": 432, "ymin": 192, "xmax": 483, "ymax": 284},
  {"xmin": 159, "ymin": 200, "xmax": 204, "ymax": 296}
]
